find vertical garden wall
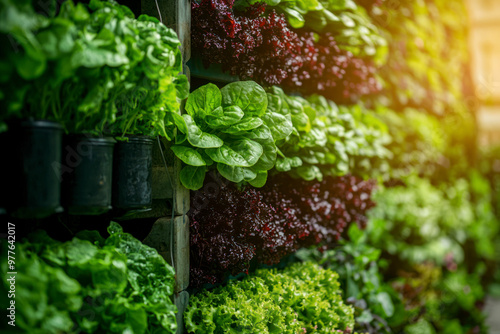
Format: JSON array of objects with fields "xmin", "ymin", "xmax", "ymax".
[{"xmin": 0, "ymin": 0, "xmax": 499, "ymax": 333}]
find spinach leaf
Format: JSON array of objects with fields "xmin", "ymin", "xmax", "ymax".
[
  {"xmin": 170, "ymin": 82, "xmax": 278, "ymax": 189},
  {"xmin": 221, "ymin": 116, "xmax": 264, "ymax": 134},
  {"xmin": 183, "ymin": 114, "xmax": 224, "ymax": 148},
  {"xmin": 185, "ymin": 83, "xmax": 221, "ymax": 120},
  {"xmin": 217, "ymin": 163, "xmax": 257, "ymax": 183},
  {"xmin": 205, "ymin": 105, "xmax": 244, "ymax": 129},
  {"xmin": 171, "ymin": 145, "xmax": 207, "ymax": 166},
  {"xmin": 171, "ymin": 82, "xmax": 390, "ymax": 189},
  {"xmin": 180, "ymin": 165, "xmax": 206, "ymax": 190},
  {"xmin": 221, "ymin": 81, "xmax": 268, "ymax": 117},
  {"xmin": 206, "ymin": 138, "xmax": 263, "ymax": 167}
]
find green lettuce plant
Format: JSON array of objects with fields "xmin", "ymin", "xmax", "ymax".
[
  {"xmin": 171, "ymin": 81, "xmax": 293, "ymax": 190},
  {"xmin": 296, "ymin": 224, "xmax": 398, "ymax": 334},
  {"xmin": 173, "ymin": 82, "xmax": 391, "ymax": 190},
  {"xmin": 0, "ymin": 0, "xmax": 49, "ymax": 125},
  {"xmin": 1, "ymin": 0, "xmax": 187, "ymax": 136},
  {"xmin": 0, "ymin": 222, "xmax": 177, "ymax": 334},
  {"xmin": 365, "ymin": 174, "xmax": 498, "ymax": 333},
  {"xmin": 184, "ymin": 262, "xmax": 355, "ymax": 334}
]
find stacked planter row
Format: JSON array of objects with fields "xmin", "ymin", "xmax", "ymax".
[
  {"xmin": 0, "ymin": 0, "xmax": 187, "ymax": 218},
  {"xmin": 0, "ymin": 121, "xmax": 153, "ymax": 218},
  {"xmin": 1, "ymin": 0, "xmax": 192, "ymax": 332}
]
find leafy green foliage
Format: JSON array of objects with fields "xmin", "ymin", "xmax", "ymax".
[
  {"xmin": 365, "ymin": 174, "xmax": 499, "ymax": 333},
  {"xmin": 0, "ymin": 222, "xmax": 177, "ymax": 334},
  {"xmin": 296, "ymin": 224, "xmax": 397, "ymax": 333},
  {"xmin": 185, "ymin": 262, "xmax": 354, "ymax": 334},
  {"xmin": 368, "ymin": 175, "xmax": 498, "ymax": 267},
  {"xmin": 373, "ymin": 106, "xmax": 445, "ymax": 179},
  {"xmin": 105, "ymin": 11, "xmax": 188, "ymax": 139},
  {"xmin": 369, "ymin": 104, "xmax": 477, "ymax": 184},
  {"xmin": 0, "ymin": 0, "xmax": 187, "ymax": 136},
  {"xmin": 175, "ymin": 82, "xmax": 391, "ymax": 189},
  {"xmin": 173, "ymin": 81, "xmax": 289, "ymax": 190},
  {"xmin": 0, "ymin": 0, "xmax": 49, "ymax": 120},
  {"xmin": 275, "ymin": 91, "xmax": 391, "ymax": 181}
]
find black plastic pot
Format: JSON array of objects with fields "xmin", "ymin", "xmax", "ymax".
[
  {"xmin": 2, "ymin": 120, "xmax": 63, "ymax": 219},
  {"xmin": 112, "ymin": 136, "xmax": 153, "ymax": 211},
  {"xmin": 61, "ymin": 136, "xmax": 116, "ymax": 215}
]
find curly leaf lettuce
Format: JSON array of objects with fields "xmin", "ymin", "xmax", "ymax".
[
  {"xmin": 185, "ymin": 262, "xmax": 354, "ymax": 334},
  {"xmin": 0, "ymin": 222, "xmax": 177, "ymax": 334}
]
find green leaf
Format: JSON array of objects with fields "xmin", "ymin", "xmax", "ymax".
[
  {"xmin": 248, "ymin": 171, "xmax": 267, "ymax": 187},
  {"xmin": 222, "ymin": 117, "xmax": 264, "ymax": 134},
  {"xmin": 206, "ymin": 138, "xmax": 263, "ymax": 167},
  {"xmin": 221, "ymin": 81, "xmax": 268, "ymax": 117},
  {"xmin": 376, "ymin": 292, "xmax": 394, "ymax": 317},
  {"xmin": 65, "ymin": 239, "xmax": 98, "ymax": 266},
  {"xmin": 296, "ymin": 165, "xmax": 322, "ymax": 181},
  {"xmin": 206, "ymin": 105, "xmax": 244, "ymax": 129},
  {"xmin": 185, "ymin": 83, "xmax": 221, "ymax": 119},
  {"xmin": 275, "ymin": 156, "xmax": 302, "ymax": 172},
  {"xmin": 405, "ymin": 320, "xmax": 436, "ymax": 334},
  {"xmin": 356, "ymin": 309, "xmax": 374, "ymax": 324},
  {"xmin": 261, "ymin": 111, "xmax": 293, "ymax": 141},
  {"xmin": 347, "ymin": 223, "xmax": 364, "ymax": 244},
  {"xmin": 175, "ymin": 133, "xmax": 187, "ymax": 144},
  {"xmin": 72, "ymin": 45, "xmax": 129, "ymax": 68},
  {"xmin": 281, "ymin": 7, "xmax": 305, "ymax": 29},
  {"xmin": 291, "ymin": 110, "xmax": 311, "ymax": 132},
  {"xmin": 244, "ymin": 125, "xmax": 277, "ymax": 171},
  {"xmin": 183, "ymin": 114, "xmax": 223, "ymax": 148},
  {"xmin": 170, "ymin": 112, "xmax": 187, "ymax": 134},
  {"xmin": 217, "ymin": 164, "xmax": 257, "ymax": 183},
  {"xmin": 174, "ymin": 75, "xmax": 190, "ymax": 100},
  {"xmin": 180, "ymin": 165, "xmax": 206, "ymax": 190},
  {"xmin": 171, "ymin": 146, "xmax": 206, "ymax": 166}
]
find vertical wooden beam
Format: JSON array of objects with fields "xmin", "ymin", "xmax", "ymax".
[
  {"xmin": 142, "ymin": 216, "xmax": 190, "ymax": 293},
  {"xmin": 174, "ymin": 291, "xmax": 190, "ymax": 334},
  {"xmin": 141, "ymin": 0, "xmax": 191, "ymax": 63}
]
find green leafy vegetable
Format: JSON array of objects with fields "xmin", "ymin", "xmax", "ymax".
[
  {"xmin": 174, "ymin": 82, "xmax": 390, "ymax": 189},
  {"xmin": 0, "ymin": 0, "xmax": 187, "ymax": 137},
  {"xmin": 0, "ymin": 222, "xmax": 177, "ymax": 333},
  {"xmin": 184, "ymin": 262, "xmax": 354, "ymax": 334},
  {"xmin": 296, "ymin": 224, "xmax": 398, "ymax": 333},
  {"xmin": 275, "ymin": 93, "xmax": 391, "ymax": 181},
  {"xmin": 365, "ymin": 174, "xmax": 498, "ymax": 333},
  {"xmin": 174, "ymin": 81, "xmax": 287, "ymax": 189}
]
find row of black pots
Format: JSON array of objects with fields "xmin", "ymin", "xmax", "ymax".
[{"xmin": 0, "ymin": 120, "xmax": 153, "ymax": 218}]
